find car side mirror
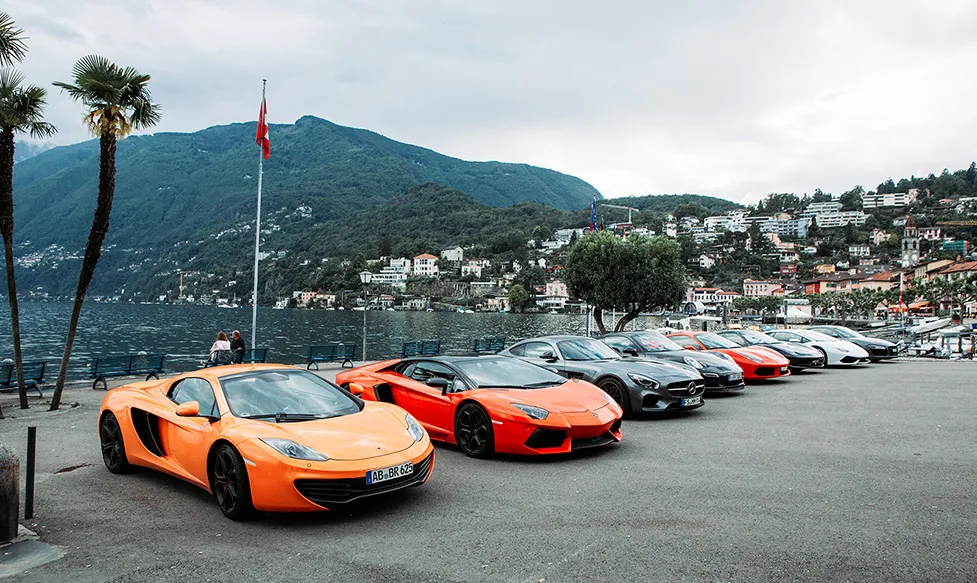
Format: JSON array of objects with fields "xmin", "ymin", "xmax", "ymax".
[
  {"xmin": 540, "ymin": 351, "xmax": 558, "ymax": 362},
  {"xmin": 426, "ymin": 377, "xmax": 449, "ymax": 390},
  {"xmin": 682, "ymin": 345, "xmax": 697, "ymax": 351},
  {"xmin": 176, "ymin": 401, "xmax": 200, "ymax": 417},
  {"xmin": 347, "ymin": 383, "xmax": 365, "ymax": 396}
]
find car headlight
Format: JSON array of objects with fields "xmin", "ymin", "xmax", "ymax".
[
  {"xmin": 511, "ymin": 403, "xmax": 549, "ymax": 420},
  {"xmin": 405, "ymin": 413, "xmax": 425, "ymax": 442},
  {"xmin": 682, "ymin": 356, "xmax": 705, "ymax": 370},
  {"xmin": 740, "ymin": 351, "xmax": 764, "ymax": 363},
  {"xmin": 627, "ymin": 373, "xmax": 660, "ymax": 389},
  {"xmin": 260, "ymin": 438, "xmax": 329, "ymax": 461},
  {"xmin": 600, "ymin": 391, "xmax": 618, "ymax": 406}
]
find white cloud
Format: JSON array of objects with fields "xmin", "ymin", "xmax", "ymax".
[{"xmin": 9, "ymin": 0, "xmax": 977, "ymax": 204}]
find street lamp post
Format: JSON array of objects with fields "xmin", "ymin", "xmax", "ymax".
[{"xmin": 359, "ymin": 271, "xmax": 372, "ymax": 362}]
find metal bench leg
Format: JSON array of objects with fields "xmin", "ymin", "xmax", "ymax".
[
  {"xmin": 307, "ymin": 362, "xmax": 319, "ymax": 371},
  {"xmin": 93, "ymin": 377, "xmax": 107, "ymax": 391},
  {"xmin": 146, "ymin": 373, "xmax": 159, "ymax": 381},
  {"xmin": 342, "ymin": 359, "xmax": 353, "ymax": 368},
  {"xmin": 28, "ymin": 381, "xmax": 42, "ymax": 398}
]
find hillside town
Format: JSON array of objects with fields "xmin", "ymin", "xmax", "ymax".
[{"xmin": 273, "ymin": 186, "xmax": 977, "ymax": 319}]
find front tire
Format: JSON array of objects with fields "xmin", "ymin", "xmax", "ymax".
[
  {"xmin": 815, "ymin": 347, "xmax": 829, "ymax": 366},
  {"xmin": 598, "ymin": 377, "xmax": 632, "ymax": 417},
  {"xmin": 210, "ymin": 444, "xmax": 255, "ymax": 520},
  {"xmin": 454, "ymin": 403, "xmax": 495, "ymax": 458},
  {"xmin": 99, "ymin": 412, "xmax": 134, "ymax": 474}
]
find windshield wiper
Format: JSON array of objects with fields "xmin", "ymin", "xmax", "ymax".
[
  {"xmin": 523, "ymin": 381, "xmax": 563, "ymax": 388},
  {"xmin": 241, "ymin": 413, "xmax": 334, "ymax": 422}
]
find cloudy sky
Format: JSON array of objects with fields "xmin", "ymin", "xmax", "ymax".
[{"xmin": 9, "ymin": 0, "xmax": 977, "ymax": 203}]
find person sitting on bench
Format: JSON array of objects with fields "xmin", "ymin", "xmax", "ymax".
[
  {"xmin": 230, "ymin": 330, "xmax": 246, "ymax": 364},
  {"xmin": 209, "ymin": 331, "xmax": 232, "ymax": 364}
]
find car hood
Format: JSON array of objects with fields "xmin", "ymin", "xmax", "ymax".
[
  {"xmin": 598, "ymin": 358, "xmax": 703, "ymax": 383},
  {"xmin": 849, "ymin": 337, "xmax": 895, "ymax": 349},
  {"xmin": 718, "ymin": 347, "xmax": 790, "ymax": 365},
  {"xmin": 494, "ymin": 379, "xmax": 610, "ymax": 413},
  {"xmin": 766, "ymin": 342, "xmax": 823, "ymax": 357},
  {"xmin": 636, "ymin": 351, "xmax": 741, "ymax": 374},
  {"xmin": 243, "ymin": 402, "xmax": 416, "ymax": 461}
]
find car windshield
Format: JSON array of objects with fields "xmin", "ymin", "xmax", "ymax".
[
  {"xmin": 455, "ymin": 358, "xmax": 565, "ymax": 388},
  {"xmin": 695, "ymin": 333, "xmax": 741, "ymax": 349},
  {"xmin": 632, "ymin": 332, "xmax": 684, "ymax": 352},
  {"xmin": 220, "ymin": 370, "xmax": 362, "ymax": 420},
  {"xmin": 821, "ymin": 327, "xmax": 859, "ymax": 339},
  {"xmin": 802, "ymin": 330, "xmax": 836, "ymax": 342},
  {"xmin": 739, "ymin": 330, "xmax": 779, "ymax": 345},
  {"xmin": 558, "ymin": 338, "xmax": 621, "ymax": 361}
]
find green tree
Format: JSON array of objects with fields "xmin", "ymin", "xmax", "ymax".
[
  {"xmin": 49, "ymin": 56, "xmax": 161, "ymax": 411},
  {"xmin": 839, "ymin": 186, "xmax": 864, "ymax": 211},
  {"xmin": 0, "ymin": 69, "xmax": 56, "ymax": 410},
  {"xmin": 564, "ymin": 231, "xmax": 687, "ymax": 333},
  {"xmin": 507, "ymin": 284, "xmax": 531, "ymax": 313}
]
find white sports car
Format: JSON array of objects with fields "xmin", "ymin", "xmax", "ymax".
[{"xmin": 769, "ymin": 329, "xmax": 870, "ymax": 366}]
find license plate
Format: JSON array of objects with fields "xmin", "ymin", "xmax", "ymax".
[
  {"xmin": 682, "ymin": 397, "xmax": 702, "ymax": 407},
  {"xmin": 727, "ymin": 373, "xmax": 742, "ymax": 381},
  {"xmin": 366, "ymin": 461, "xmax": 413, "ymax": 485}
]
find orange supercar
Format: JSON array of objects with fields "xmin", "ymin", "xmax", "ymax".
[
  {"xmin": 335, "ymin": 355, "xmax": 623, "ymax": 458},
  {"xmin": 98, "ymin": 364, "xmax": 434, "ymax": 520},
  {"xmin": 666, "ymin": 331, "xmax": 791, "ymax": 381}
]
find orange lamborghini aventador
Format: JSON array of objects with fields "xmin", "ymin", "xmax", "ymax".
[
  {"xmin": 98, "ymin": 364, "xmax": 434, "ymax": 520},
  {"xmin": 335, "ymin": 355, "xmax": 623, "ymax": 458}
]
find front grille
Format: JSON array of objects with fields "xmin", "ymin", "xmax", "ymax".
[
  {"xmin": 754, "ymin": 367, "xmax": 774, "ymax": 376},
  {"xmin": 666, "ymin": 380, "xmax": 705, "ymax": 396},
  {"xmin": 525, "ymin": 428, "xmax": 567, "ymax": 449},
  {"xmin": 294, "ymin": 453, "xmax": 433, "ymax": 507},
  {"xmin": 840, "ymin": 356, "xmax": 860, "ymax": 363},
  {"xmin": 571, "ymin": 434, "xmax": 617, "ymax": 450},
  {"xmin": 869, "ymin": 347, "xmax": 889, "ymax": 356}
]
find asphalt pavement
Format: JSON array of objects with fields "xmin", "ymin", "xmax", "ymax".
[{"xmin": 0, "ymin": 360, "xmax": 975, "ymax": 582}]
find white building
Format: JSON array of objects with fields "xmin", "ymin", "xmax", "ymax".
[
  {"xmin": 743, "ymin": 279, "xmax": 782, "ymax": 297},
  {"xmin": 760, "ymin": 217, "xmax": 812, "ymax": 238},
  {"xmin": 461, "ymin": 259, "xmax": 491, "ymax": 278},
  {"xmin": 848, "ymin": 244, "xmax": 871, "ymax": 258},
  {"xmin": 440, "ymin": 246, "xmax": 464, "ymax": 263},
  {"xmin": 413, "ymin": 253, "xmax": 439, "ymax": 277},
  {"xmin": 699, "ymin": 254, "xmax": 716, "ymax": 269},
  {"xmin": 862, "ymin": 189, "xmax": 918, "ymax": 209}
]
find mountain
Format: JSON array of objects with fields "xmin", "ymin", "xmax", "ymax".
[
  {"xmin": 13, "ymin": 141, "xmax": 55, "ymax": 163},
  {"xmin": 11, "ymin": 115, "xmax": 601, "ymax": 256}
]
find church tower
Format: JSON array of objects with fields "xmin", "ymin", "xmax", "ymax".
[{"xmin": 901, "ymin": 215, "xmax": 919, "ymax": 268}]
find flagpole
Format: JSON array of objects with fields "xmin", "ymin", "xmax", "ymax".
[{"xmin": 251, "ymin": 79, "xmax": 266, "ymax": 350}]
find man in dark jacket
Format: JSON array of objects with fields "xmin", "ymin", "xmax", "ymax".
[{"xmin": 230, "ymin": 330, "xmax": 246, "ymax": 364}]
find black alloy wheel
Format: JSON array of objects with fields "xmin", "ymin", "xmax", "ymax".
[
  {"xmin": 814, "ymin": 347, "xmax": 828, "ymax": 366},
  {"xmin": 599, "ymin": 378, "xmax": 632, "ymax": 416},
  {"xmin": 99, "ymin": 412, "xmax": 133, "ymax": 474},
  {"xmin": 210, "ymin": 444, "xmax": 255, "ymax": 520},
  {"xmin": 454, "ymin": 403, "xmax": 495, "ymax": 459}
]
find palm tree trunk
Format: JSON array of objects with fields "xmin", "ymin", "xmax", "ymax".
[
  {"xmin": 50, "ymin": 131, "xmax": 117, "ymax": 410},
  {"xmin": 0, "ymin": 126, "xmax": 27, "ymax": 409}
]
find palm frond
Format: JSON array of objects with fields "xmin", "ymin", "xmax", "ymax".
[
  {"xmin": 129, "ymin": 95, "xmax": 161, "ymax": 130},
  {"xmin": 58, "ymin": 55, "xmax": 160, "ymax": 135},
  {"xmin": 0, "ymin": 67, "xmax": 25, "ymax": 96},
  {"xmin": 27, "ymin": 120, "xmax": 56, "ymax": 139},
  {"xmin": 0, "ymin": 12, "xmax": 28, "ymax": 67}
]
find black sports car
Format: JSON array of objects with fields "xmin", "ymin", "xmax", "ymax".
[
  {"xmin": 717, "ymin": 329, "xmax": 825, "ymax": 370},
  {"xmin": 500, "ymin": 335, "xmax": 706, "ymax": 416},
  {"xmin": 807, "ymin": 325, "xmax": 900, "ymax": 362},
  {"xmin": 600, "ymin": 331, "xmax": 746, "ymax": 393}
]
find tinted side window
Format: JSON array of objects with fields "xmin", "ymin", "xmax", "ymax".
[
  {"xmin": 669, "ymin": 335, "xmax": 697, "ymax": 348},
  {"xmin": 602, "ymin": 336, "xmax": 634, "ymax": 352},
  {"xmin": 523, "ymin": 342, "xmax": 555, "ymax": 358},
  {"xmin": 507, "ymin": 344, "xmax": 526, "ymax": 356},
  {"xmin": 169, "ymin": 378, "xmax": 219, "ymax": 417},
  {"xmin": 410, "ymin": 362, "xmax": 456, "ymax": 382}
]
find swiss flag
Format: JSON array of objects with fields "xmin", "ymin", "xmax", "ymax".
[{"xmin": 256, "ymin": 98, "xmax": 270, "ymax": 159}]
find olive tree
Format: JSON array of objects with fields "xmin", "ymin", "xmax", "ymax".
[{"xmin": 564, "ymin": 231, "xmax": 687, "ymax": 333}]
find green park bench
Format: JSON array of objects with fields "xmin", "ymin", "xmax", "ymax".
[
  {"xmin": 472, "ymin": 337, "xmax": 506, "ymax": 353},
  {"xmin": 401, "ymin": 340, "xmax": 442, "ymax": 358},
  {"xmin": 0, "ymin": 361, "xmax": 47, "ymax": 398},
  {"xmin": 90, "ymin": 354, "xmax": 167, "ymax": 390},
  {"xmin": 307, "ymin": 344, "xmax": 356, "ymax": 370}
]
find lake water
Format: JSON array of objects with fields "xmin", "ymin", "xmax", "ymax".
[{"xmin": 0, "ymin": 303, "xmax": 660, "ymax": 379}]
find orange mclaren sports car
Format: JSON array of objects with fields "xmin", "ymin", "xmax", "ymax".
[
  {"xmin": 98, "ymin": 364, "xmax": 434, "ymax": 520},
  {"xmin": 666, "ymin": 331, "xmax": 791, "ymax": 381},
  {"xmin": 335, "ymin": 355, "xmax": 623, "ymax": 458}
]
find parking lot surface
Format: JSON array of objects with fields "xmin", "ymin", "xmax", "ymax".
[{"xmin": 1, "ymin": 360, "xmax": 975, "ymax": 582}]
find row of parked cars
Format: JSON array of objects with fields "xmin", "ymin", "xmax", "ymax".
[{"xmin": 97, "ymin": 324, "xmax": 897, "ymax": 519}]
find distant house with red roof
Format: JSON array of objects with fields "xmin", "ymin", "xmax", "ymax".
[{"xmin": 413, "ymin": 253, "xmax": 439, "ymax": 277}]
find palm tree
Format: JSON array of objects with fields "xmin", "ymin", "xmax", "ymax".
[
  {"xmin": 48, "ymin": 56, "xmax": 160, "ymax": 411},
  {"xmin": 0, "ymin": 12, "xmax": 27, "ymax": 67},
  {"xmin": 0, "ymin": 69, "xmax": 56, "ymax": 410}
]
